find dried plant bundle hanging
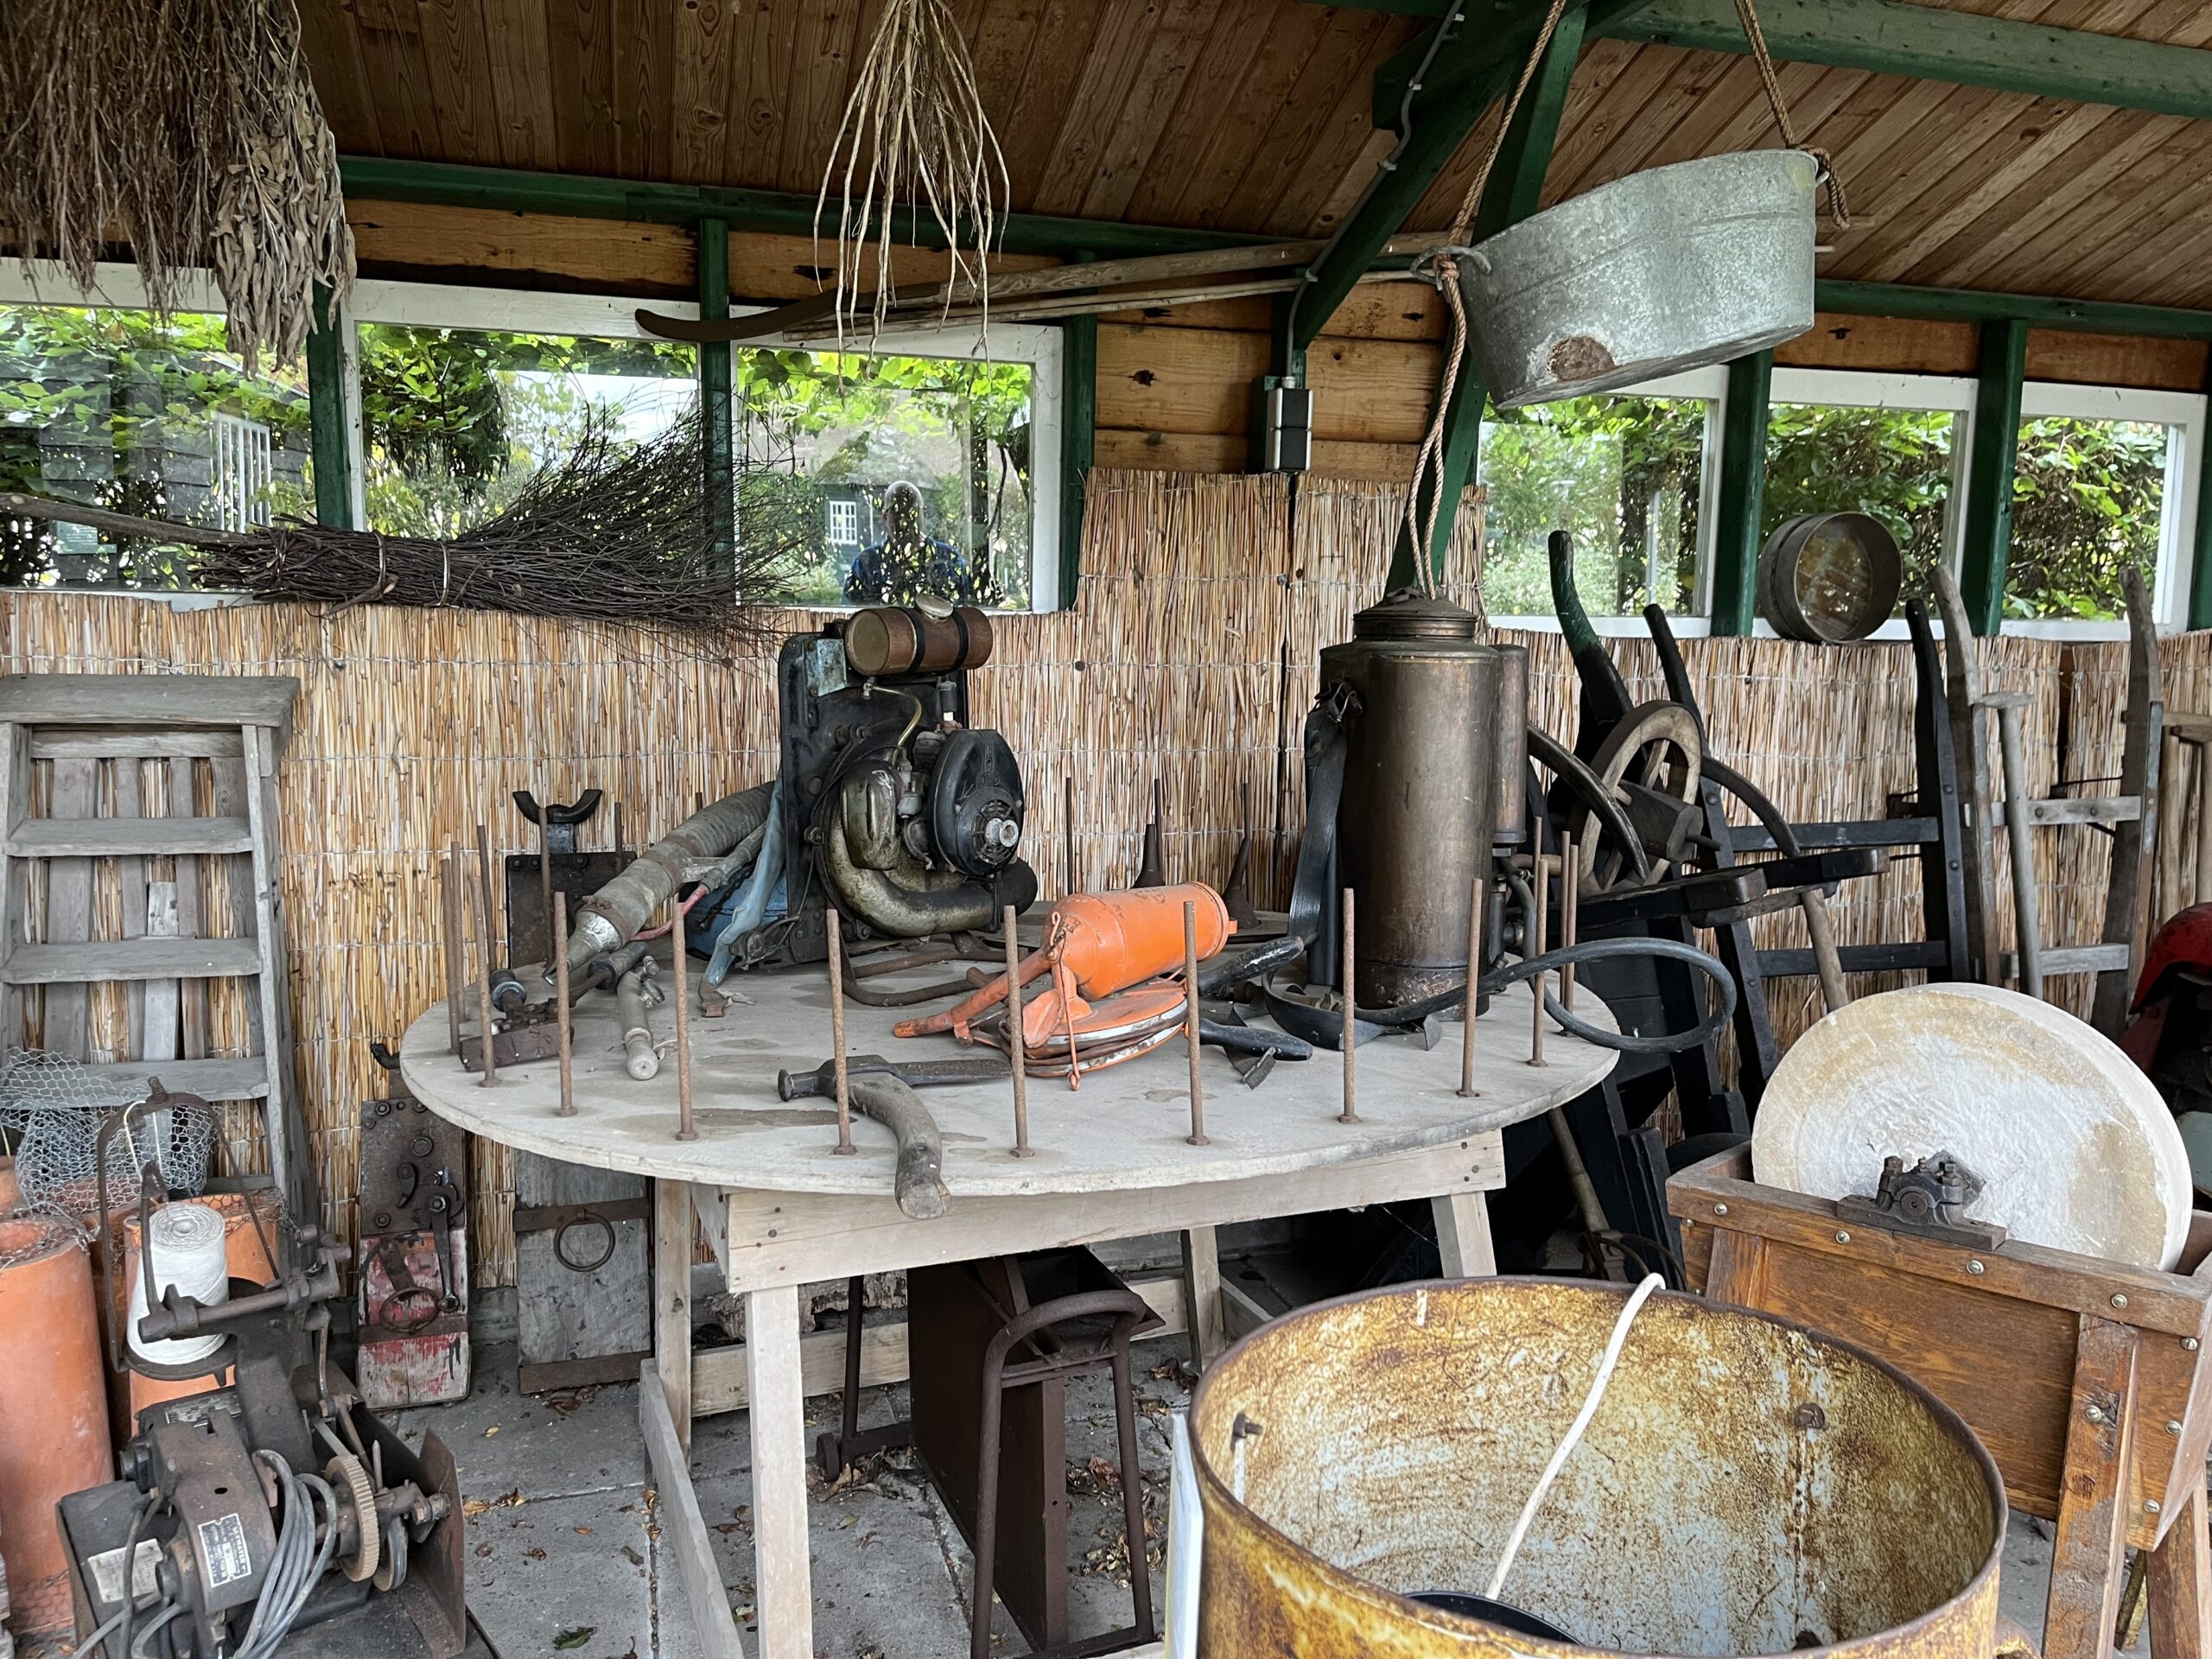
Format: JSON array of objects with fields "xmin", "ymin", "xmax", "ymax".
[
  {"xmin": 0, "ymin": 0, "xmax": 354, "ymax": 371},
  {"xmin": 9, "ymin": 409, "xmax": 811, "ymax": 654},
  {"xmin": 814, "ymin": 0, "xmax": 1010, "ymax": 346}
]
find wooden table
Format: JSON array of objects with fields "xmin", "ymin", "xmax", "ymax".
[{"xmin": 400, "ymin": 960, "xmax": 1618, "ymax": 1659}]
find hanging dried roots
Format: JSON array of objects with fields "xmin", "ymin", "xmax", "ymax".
[
  {"xmin": 815, "ymin": 0, "xmax": 1009, "ymax": 347},
  {"xmin": 0, "ymin": 0, "xmax": 354, "ymax": 371}
]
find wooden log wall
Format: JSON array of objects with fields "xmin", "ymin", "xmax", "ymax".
[{"xmin": 2, "ymin": 470, "xmax": 2204, "ymax": 1287}]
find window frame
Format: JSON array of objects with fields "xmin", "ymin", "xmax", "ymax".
[
  {"xmin": 735, "ymin": 313, "xmax": 1065, "ymax": 613},
  {"xmin": 2005, "ymin": 379, "xmax": 2205, "ymax": 639},
  {"xmin": 1482, "ymin": 363, "xmax": 1730, "ymax": 638}
]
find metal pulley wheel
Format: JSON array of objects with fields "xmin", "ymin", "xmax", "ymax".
[
  {"xmin": 328, "ymin": 1451, "xmax": 382, "ymax": 1582},
  {"xmin": 1546, "ymin": 702, "xmax": 1703, "ymax": 892}
]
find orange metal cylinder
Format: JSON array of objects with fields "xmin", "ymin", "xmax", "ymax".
[
  {"xmin": 1052, "ymin": 882, "xmax": 1234, "ymax": 997},
  {"xmin": 0, "ymin": 1216, "xmax": 112, "ymax": 1635}
]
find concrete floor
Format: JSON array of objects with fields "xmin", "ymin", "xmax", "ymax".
[
  {"xmin": 388, "ymin": 1334, "xmax": 2164, "ymax": 1659},
  {"xmin": 388, "ymin": 1343, "xmax": 1183, "ymax": 1659}
]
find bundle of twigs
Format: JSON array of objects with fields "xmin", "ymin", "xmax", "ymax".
[
  {"xmin": 10, "ymin": 410, "xmax": 810, "ymax": 650},
  {"xmin": 816, "ymin": 0, "xmax": 1008, "ymax": 346},
  {"xmin": 0, "ymin": 0, "xmax": 353, "ymax": 370}
]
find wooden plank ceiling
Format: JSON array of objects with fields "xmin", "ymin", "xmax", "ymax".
[{"xmin": 301, "ymin": 0, "xmax": 2212, "ymax": 308}]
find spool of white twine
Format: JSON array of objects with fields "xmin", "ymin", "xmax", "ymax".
[{"xmin": 128, "ymin": 1202, "xmax": 230, "ymax": 1368}]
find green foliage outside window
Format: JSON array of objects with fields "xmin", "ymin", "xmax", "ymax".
[
  {"xmin": 1763, "ymin": 404, "xmax": 1955, "ymax": 606},
  {"xmin": 2004, "ymin": 416, "xmax": 2166, "ymax": 621},
  {"xmin": 0, "ymin": 304, "xmax": 309, "ymax": 588}
]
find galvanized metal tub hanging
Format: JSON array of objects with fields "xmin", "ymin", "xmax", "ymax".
[
  {"xmin": 1459, "ymin": 150, "xmax": 1819, "ymax": 409},
  {"xmin": 1188, "ymin": 1278, "xmax": 2010, "ymax": 1659}
]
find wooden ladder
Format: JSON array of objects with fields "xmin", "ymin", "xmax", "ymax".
[{"xmin": 0, "ymin": 673, "xmax": 312, "ymax": 1224}]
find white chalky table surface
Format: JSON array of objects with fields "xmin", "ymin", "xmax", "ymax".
[{"xmin": 401, "ymin": 949, "xmax": 1619, "ymax": 1659}]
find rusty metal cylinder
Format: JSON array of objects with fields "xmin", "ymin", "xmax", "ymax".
[
  {"xmin": 842, "ymin": 605, "xmax": 995, "ymax": 677},
  {"xmin": 1190, "ymin": 1279, "xmax": 2007, "ymax": 1659},
  {"xmin": 1491, "ymin": 642, "xmax": 1529, "ymax": 848},
  {"xmin": 1320, "ymin": 595, "xmax": 1503, "ymax": 1006},
  {"xmin": 0, "ymin": 1214, "xmax": 111, "ymax": 1635}
]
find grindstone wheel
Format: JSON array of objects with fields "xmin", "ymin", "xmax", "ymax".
[{"xmin": 1751, "ymin": 983, "xmax": 2193, "ymax": 1269}]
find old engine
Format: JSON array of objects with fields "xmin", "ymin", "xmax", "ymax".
[{"xmin": 775, "ymin": 604, "xmax": 1037, "ymax": 960}]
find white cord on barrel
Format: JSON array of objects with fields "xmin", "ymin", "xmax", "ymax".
[{"xmin": 1485, "ymin": 1273, "xmax": 1665, "ymax": 1601}]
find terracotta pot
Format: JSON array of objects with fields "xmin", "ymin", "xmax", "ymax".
[{"xmin": 0, "ymin": 1216, "xmax": 111, "ymax": 1636}]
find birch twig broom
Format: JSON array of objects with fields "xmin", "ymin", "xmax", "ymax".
[{"xmin": 814, "ymin": 0, "xmax": 1010, "ymax": 347}]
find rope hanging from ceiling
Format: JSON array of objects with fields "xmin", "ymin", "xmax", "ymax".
[
  {"xmin": 815, "ymin": 0, "xmax": 1010, "ymax": 349},
  {"xmin": 0, "ymin": 0, "xmax": 354, "ymax": 371}
]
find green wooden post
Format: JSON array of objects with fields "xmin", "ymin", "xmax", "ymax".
[
  {"xmin": 305, "ymin": 284, "xmax": 355, "ymax": 531},
  {"xmin": 1960, "ymin": 318, "xmax": 2028, "ymax": 637},
  {"xmin": 1059, "ymin": 253, "xmax": 1097, "ymax": 612},
  {"xmin": 1383, "ymin": 3, "xmax": 1587, "ymax": 593},
  {"xmin": 697, "ymin": 217, "xmax": 735, "ymax": 571},
  {"xmin": 1710, "ymin": 349, "xmax": 1773, "ymax": 636},
  {"xmin": 2192, "ymin": 451, "xmax": 2212, "ymax": 632}
]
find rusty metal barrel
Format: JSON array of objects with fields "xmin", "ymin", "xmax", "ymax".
[{"xmin": 1189, "ymin": 1279, "xmax": 2009, "ymax": 1659}]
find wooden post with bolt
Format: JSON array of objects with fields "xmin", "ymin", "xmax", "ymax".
[
  {"xmin": 1003, "ymin": 905, "xmax": 1033, "ymax": 1157},
  {"xmin": 672, "ymin": 894, "xmax": 696, "ymax": 1142},
  {"xmin": 1459, "ymin": 875, "xmax": 1484, "ymax": 1098},
  {"xmin": 553, "ymin": 891, "xmax": 575, "ymax": 1118},
  {"xmin": 1339, "ymin": 887, "xmax": 1360, "ymax": 1124},
  {"xmin": 1184, "ymin": 899, "xmax": 1209, "ymax": 1146},
  {"xmin": 827, "ymin": 907, "xmax": 856, "ymax": 1154}
]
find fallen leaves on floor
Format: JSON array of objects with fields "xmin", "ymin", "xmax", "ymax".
[
  {"xmin": 463, "ymin": 1488, "xmax": 529, "ymax": 1517},
  {"xmin": 551, "ymin": 1627, "xmax": 594, "ymax": 1649},
  {"xmin": 525, "ymin": 1548, "xmax": 547, "ymax": 1561},
  {"xmin": 542, "ymin": 1384, "xmax": 601, "ymax": 1419},
  {"xmin": 1065, "ymin": 1455, "xmax": 1122, "ymax": 1496},
  {"xmin": 621, "ymin": 1545, "xmax": 644, "ymax": 1567}
]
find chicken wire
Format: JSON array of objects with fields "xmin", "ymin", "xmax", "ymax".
[{"xmin": 0, "ymin": 1049, "xmax": 215, "ymax": 1215}]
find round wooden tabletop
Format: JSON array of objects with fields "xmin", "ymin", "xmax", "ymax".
[{"xmin": 399, "ymin": 949, "xmax": 1619, "ymax": 1198}]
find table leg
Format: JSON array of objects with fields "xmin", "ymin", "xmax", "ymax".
[
  {"xmin": 1180, "ymin": 1226, "xmax": 1226, "ymax": 1370},
  {"xmin": 746, "ymin": 1284, "xmax": 814, "ymax": 1659},
  {"xmin": 1431, "ymin": 1192, "xmax": 1497, "ymax": 1278},
  {"xmin": 654, "ymin": 1179, "xmax": 695, "ymax": 1457},
  {"xmin": 2149, "ymin": 1465, "xmax": 2210, "ymax": 1659},
  {"xmin": 2044, "ymin": 1315, "xmax": 2142, "ymax": 1659}
]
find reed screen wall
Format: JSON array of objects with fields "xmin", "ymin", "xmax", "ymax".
[{"xmin": 2, "ymin": 470, "xmax": 2204, "ymax": 1285}]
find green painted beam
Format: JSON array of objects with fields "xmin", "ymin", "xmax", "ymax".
[
  {"xmin": 1960, "ymin": 319, "xmax": 2029, "ymax": 638},
  {"xmin": 339, "ymin": 156, "xmax": 1255, "ymax": 259},
  {"xmin": 698, "ymin": 219, "xmax": 735, "ymax": 571},
  {"xmin": 1346, "ymin": 0, "xmax": 2212, "ymax": 122},
  {"xmin": 1301, "ymin": 0, "xmax": 1658, "ymax": 354},
  {"xmin": 1384, "ymin": 4, "xmax": 1588, "ymax": 592},
  {"xmin": 305, "ymin": 284, "xmax": 354, "ymax": 531},
  {"xmin": 1060, "ymin": 256, "xmax": 1098, "ymax": 612},
  {"xmin": 1710, "ymin": 349, "xmax": 1772, "ymax": 637},
  {"xmin": 1817, "ymin": 281, "xmax": 2212, "ymax": 341},
  {"xmin": 2191, "ymin": 452, "xmax": 2212, "ymax": 632}
]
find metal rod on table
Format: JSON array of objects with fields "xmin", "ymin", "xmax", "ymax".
[
  {"xmin": 537, "ymin": 772, "xmax": 556, "ymax": 981},
  {"xmin": 827, "ymin": 908, "xmax": 855, "ymax": 1154},
  {"xmin": 1065, "ymin": 775, "xmax": 1077, "ymax": 898},
  {"xmin": 440, "ymin": 844, "xmax": 464, "ymax": 1056},
  {"xmin": 1184, "ymin": 899, "xmax": 1208, "ymax": 1147},
  {"xmin": 1459, "ymin": 875, "xmax": 1484, "ymax": 1099},
  {"xmin": 1004, "ymin": 904, "xmax": 1033, "ymax": 1158},
  {"xmin": 1560, "ymin": 831, "xmax": 1580, "ymax": 1013},
  {"xmin": 553, "ymin": 890, "xmax": 575, "ymax": 1118},
  {"xmin": 1338, "ymin": 887, "xmax": 1359, "ymax": 1124},
  {"xmin": 474, "ymin": 823, "xmax": 500, "ymax": 969},
  {"xmin": 1529, "ymin": 855, "xmax": 1549, "ymax": 1069},
  {"xmin": 672, "ymin": 893, "xmax": 696, "ymax": 1141},
  {"xmin": 472, "ymin": 860, "xmax": 500, "ymax": 1088}
]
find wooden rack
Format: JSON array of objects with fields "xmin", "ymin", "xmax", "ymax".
[{"xmin": 0, "ymin": 674, "xmax": 310, "ymax": 1224}]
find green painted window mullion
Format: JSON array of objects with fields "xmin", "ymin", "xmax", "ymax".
[
  {"xmin": 1059, "ymin": 251, "xmax": 1098, "ymax": 612},
  {"xmin": 1959, "ymin": 318, "xmax": 2028, "ymax": 637},
  {"xmin": 1710, "ymin": 348, "xmax": 1773, "ymax": 637},
  {"xmin": 697, "ymin": 218, "xmax": 735, "ymax": 572},
  {"xmin": 2190, "ymin": 439, "xmax": 2212, "ymax": 632},
  {"xmin": 305, "ymin": 283, "xmax": 355, "ymax": 531}
]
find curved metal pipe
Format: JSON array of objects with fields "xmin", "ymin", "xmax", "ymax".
[
  {"xmin": 567, "ymin": 783, "xmax": 774, "ymax": 970},
  {"xmin": 820, "ymin": 789, "xmax": 1033, "ymax": 938}
]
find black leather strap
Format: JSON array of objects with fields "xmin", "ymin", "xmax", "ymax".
[{"xmin": 1287, "ymin": 683, "xmax": 1356, "ymax": 987}]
